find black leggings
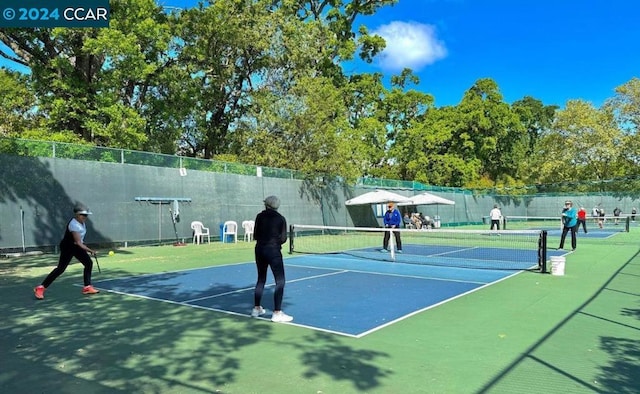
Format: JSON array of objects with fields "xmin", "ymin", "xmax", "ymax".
[
  {"xmin": 254, "ymin": 245, "xmax": 286, "ymax": 311},
  {"xmin": 559, "ymin": 225, "xmax": 577, "ymax": 250},
  {"xmin": 383, "ymin": 228, "xmax": 402, "ymax": 250},
  {"xmin": 577, "ymin": 219, "xmax": 587, "ymax": 233},
  {"xmin": 42, "ymin": 245, "xmax": 93, "ymax": 288}
]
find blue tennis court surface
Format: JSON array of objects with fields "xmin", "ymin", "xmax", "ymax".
[
  {"xmin": 93, "ymin": 252, "xmax": 566, "ymax": 337},
  {"xmin": 545, "ymin": 228, "xmax": 620, "ymax": 239}
]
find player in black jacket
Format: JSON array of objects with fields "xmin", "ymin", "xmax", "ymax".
[{"xmin": 251, "ymin": 195, "xmax": 293, "ymax": 322}]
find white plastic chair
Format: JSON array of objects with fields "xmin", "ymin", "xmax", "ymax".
[
  {"xmin": 191, "ymin": 221, "xmax": 210, "ymax": 244},
  {"xmin": 242, "ymin": 220, "xmax": 255, "ymax": 242},
  {"xmin": 222, "ymin": 220, "xmax": 238, "ymax": 243}
]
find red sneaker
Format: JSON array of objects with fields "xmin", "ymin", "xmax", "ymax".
[
  {"xmin": 34, "ymin": 285, "xmax": 45, "ymax": 300},
  {"xmin": 82, "ymin": 285, "xmax": 100, "ymax": 295}
]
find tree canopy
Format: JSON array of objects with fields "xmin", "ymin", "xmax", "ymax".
[{"xmin": 1, "ymin": 0, "xmax": 638, "ymax": 193}]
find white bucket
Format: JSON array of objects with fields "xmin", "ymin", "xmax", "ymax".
[{"xmin": 550, "ymin": 256, "xmax": 566, "ymax": 276}]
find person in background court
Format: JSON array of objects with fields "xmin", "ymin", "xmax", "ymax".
[
  {"xmin": 632, "ymin": 207, "xmax": 637, "ymax": 222},
  {"xmin": 410, "ymin": 212, "xmax": 422, "ymax": 229},
  {"xmin": 577, "ymin": 206, "xmax": 587, "ymax": 233},
  {"xmin": 489, "ymin": 204, "xmax": 502, "ymax": 230},
  {"xmin": 420, "ymin": 214, "xmax": 434, "ymax": 229},
  {"xmin": 592, "ymin": 205, "xmax": 600, "ymax": 224},
  {"xmin": 613, "ymin": 207, "xmax": 621, "ymax": 225},
  {"xmin": 403, "ymin": 212, "xmax": 412, "ymax": 228}
]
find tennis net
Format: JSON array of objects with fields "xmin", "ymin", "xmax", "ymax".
[
  {"xmin": 289, "ymin": 224, "xmax": 548, "ymax": 272},
  {"xmin": 504, "ymin": 215, "xmax": 630, "ymax": 232}
]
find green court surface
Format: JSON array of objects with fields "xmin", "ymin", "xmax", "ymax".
[{"xmin": 1, "ymin": 229, "xmax": 638, "ymax": 393}]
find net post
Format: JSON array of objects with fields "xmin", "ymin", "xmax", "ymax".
[
  {"xmin": 539, "ymin": 230, "xmax": 548, "ymax": 273},
  {"xmin": 288, "ymin": 224, "xmax": 294, "ymax": 254},
  {"xmin": 625, "ymin": 216, "xmax": 630, "ymax": 232},
  {"xmin": 388, "ymin": 228, "xmax": 395, "ymax": 261}
]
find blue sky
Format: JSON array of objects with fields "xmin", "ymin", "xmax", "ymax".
[
  {"xmin": 345, "ymin": 0, "xmax": 640, "ymax": 108},
  {"xmin": 157, "ymin": 0, "xmax": 639, "ymax": 108}
]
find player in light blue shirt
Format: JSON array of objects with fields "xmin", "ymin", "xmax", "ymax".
[{"xmin": 559, "ymin": 200, "xmax": 578, "ymax": 250}]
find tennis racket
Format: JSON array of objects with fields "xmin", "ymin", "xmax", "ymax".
[{"xmin": 94, "ymin": 254, "xmax": 101, "ymax": 273}]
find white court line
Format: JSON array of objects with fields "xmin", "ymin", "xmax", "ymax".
[
  {"xmin": 355, "ymin": 269, "xmax": 524, "ymax": 338},
  {"xmin": 92, "ymin": 260, "xmax": 254, "ymax": 283},
  {"xmin": 288, "ymin": 262, "xmax": 489, "ymax": 285},
  {"xmin": 87, "ymin": 259, "xmax": 522, "ymax": 338},
  {"xmin": 83, "ymin": 281, "xmax": 361, "ymax": 338},
  {"xmin": 426, "ymin": 246, "xmax": 480, "ymax": 258},
  {"xmin": 183, "ymin": 269, "xmax": 348, "ymax": 303}
]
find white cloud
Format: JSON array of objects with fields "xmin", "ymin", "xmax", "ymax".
[{"xmin": 373, "ymin": 21, "xmax": 447, "ymax": 72}]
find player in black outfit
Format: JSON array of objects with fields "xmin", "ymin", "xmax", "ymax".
[
  {"xmin": 34, "ymin": 203, "xmax": 100, "ymax": 299},
  {"xmin": 251, "ymin": 195, "xmax": 293, "ymax": 322}
]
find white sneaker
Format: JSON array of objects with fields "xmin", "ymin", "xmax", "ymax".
[
  {"xmin": 251, "ymin": 306, "xmax": 266, "ymax": 317},
  {"xmin": 271, "ymin": 311, "xmax": 293, "ymax": 323}
]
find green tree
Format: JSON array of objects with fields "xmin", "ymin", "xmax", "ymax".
[
  {"xmin": 342, "ymin": 73, "xmax": 387, "ymax": 176},
  {"xmin": 237, "ymin": 75, "xmax": 366, "ymax": 183},
  {"xmin": 0, "ymin": 0, "xmax": 178, "ymax": 150},
  {"xmin": 605, "ymin": 77, "xmax": 640, "ymax": 193},
  {"xmin": 526, "ymin": 99, "xmax": 623, "ymax": 192},
  {"xmin": 175, "ymin": 0, "xmax": 311, "ymax": 159},
  {"xmin": 0, "ymin": 69, "xmax": 38, "ymax": 136},
  {"xmin": 608, "ymin": 77, "xmax": 640, "ymax": 132},
  {"xmin": 374, "ymin": 71, "xmax": 434, "ymax": 179},
  {"xmin": 392, "ymin": 105, "xmax": 480, "ymax": 187},
  {"xmin": 453, "ymin": 78, "xmax": 528, "ymax": 184},
  {"xmin": 512, "ymin": 96, "xmax": 558, "ymax": 153},
  {"xmin": 391, "ymin": 79, "xmax": 530, "ymax": 189},
  {"xmin": 343, "ymin": 70, "xmax": 433, "ymax": 180},
  {"xmin": 278, "ymin": 0, "xmax": 395, "ymax": 64},
  {"xmin": 177, "ymin": 0, "xmax": 395, "ymax": 159}
]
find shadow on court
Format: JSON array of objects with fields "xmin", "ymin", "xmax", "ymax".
[
  {"xmin": 3, "ymin": 242, "xmax": 638, "ymax": 393},
  {"xmin": 0, "ymin": 262, "xmax": 392, "ymax": 392},
  {"xmin": 477, "ymin": 249, "xmax": 640, "ymax": 393}
]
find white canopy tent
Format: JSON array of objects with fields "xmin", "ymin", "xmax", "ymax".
[
  {"xmin": 397, "ymin": 192, "xmax": 455, "ymax": 206},
  {"xmin": 397, "ymin": 192, "xmax": 455, "ymax": 228},
  {"xmin": 345, "ymin": 190, "xmax": 413, "ymax": 206}
]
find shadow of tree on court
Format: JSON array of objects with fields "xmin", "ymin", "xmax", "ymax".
[
  {"xmin": 620, "ymin": 306, "xmax": 640, "ymax": 320},
  {"xmin": 477, "ymin": 250, "xmax": 640, "ymax": 394},
  {"xmin": 1, "ymin": 254, "xmax": 391, "ymax": 393},
  {"xmin": 294, "ymin": 332, "xmax": 392, "ymax": 391},
  {"xmin": 595, "ymin": 336, "xmax": 640, "ymax": 392},
  {"xmin": 0, "ymin": 254, "xmax": 57, "ymax": 271},
  {"xmin": 0, "ymin": 271, "xmax": 271, "ymax": 392}
]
